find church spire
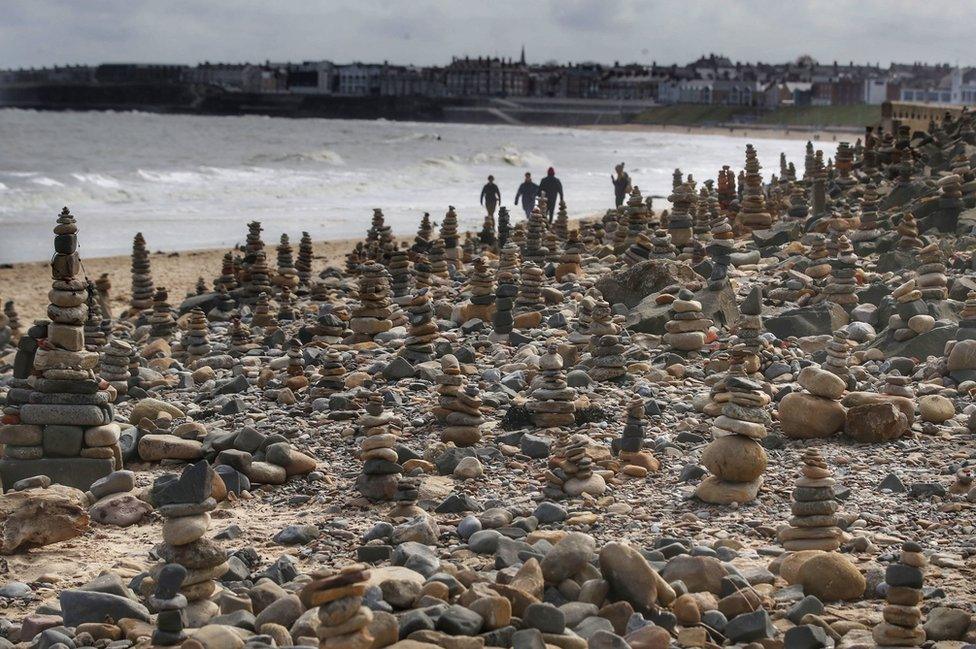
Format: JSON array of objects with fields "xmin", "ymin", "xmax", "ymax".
[{"xmin": 520, "ymin": 45, "xmax": 526, "ymax": 65}]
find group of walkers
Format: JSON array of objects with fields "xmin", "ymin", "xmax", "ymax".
[{"xmin": 479, "ymin": 162, "xmax": 633, "ymax": 223}]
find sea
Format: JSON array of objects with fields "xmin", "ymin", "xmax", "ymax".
[{"xmin": 0, "ymin": 109, "xmax": 813, "ymax": 263}]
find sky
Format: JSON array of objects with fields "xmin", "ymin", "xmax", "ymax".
[{"xmin": 3, "ymin": 0, "xmax": 974, "ymax": 70}]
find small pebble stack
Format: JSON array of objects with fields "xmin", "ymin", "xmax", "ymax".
[
  {"xmin": 777, "ymin": 448, "xmax": 842, "ymax": 551},
  {"xmin": 301, "ymin": 563, "xmax": 373, "ymax": 649},
  {"xmin": 873, "ymin": 542, "xmax": 927, "ymax": 647}
]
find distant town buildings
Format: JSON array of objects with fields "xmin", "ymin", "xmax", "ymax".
[{"xmin": 1, "ymin": 53, "xmax": 971, "ymax": 108}]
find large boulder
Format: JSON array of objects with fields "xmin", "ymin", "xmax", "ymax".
[
  {"xmin": 778, "ymin": 393, "xmax": 846, "ymax": 439},
  {"xmin": 765, "ymin": 303, "xmax": 849, "ymax": 339},
  {"xmin": 0, "ymin": 485, "xmax": 90, "ymax": 554},
  {"xmin": 594, "ymin": 259, "xmax": 699, "ymax": 308},
  {"xmin": 796, "ymin": 553, "xmax": 865, "ymax": 601},
  {"xmin": 844, "ymin": 403, "xmax": 909, "ymax": 442},
  {"xmin": 701, "ymin": 436, "xmax": 767, "ymax": 482},
  {"xmin": 627, "ymin": 282, "xmax": 738, "ymax": 334},
  {"xmin": 598, "ymin": 542, "xmax": 658, "ymax": 612},
  {"xmin": 868, "ymin": 325, "xmax": 957, "ymax": 360}
]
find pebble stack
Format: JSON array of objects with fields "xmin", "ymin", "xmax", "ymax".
[
  {"xmin": 586, "ymin": 300, "xmax": 626, "ymax": 382},
  {"xmin": 548, "ymin": 432, "xmax": 606, "ymax": 497},
  {"xmin": 822, "ymin": 330, "xmax": 852, "ymax": 380},
  {"xmin": 897, "ymin": 213, "xmax": 924, "ymax": 250},
  {"xmin": 246, "ymin": 250, "xmax": 273, "ymax": 299},
  {"xmin": 83, "ymin": 298, "xmax": 107, "ymax": 353},
  {"xmin": 623, "ymin": 232, "xmax": 654, "ymax": 266},
  {"xmin": 515, "ymin": 262, "xmax": 545, "ymax": 315},
  {"xmin": 523, "ymin": 207, "xmax": 548, "ymax": 264},
  {"xmin": 915, "ymin": 243, "xmax": 947, "ymax": 301},
  {"xmin": 296, "ymin": 231, "xmax": 314, "ymax": 288},
  {"xmin": 388, "ymin": 248, "xmax": 411, "ymax": 298},
  {"xmin": 667, "ymin": 182, "xmax": 695, "ymax": 247},
  {"xmin": 492, "ymin": 271, "xmax": 517, "ymax": 339},
  {"xmin": 149, "ymin": 287, "xmax": 177, "ymax": 341},
  {"xmin": 149, "ymin": 564, "xmax": 188, "ymax": 646},
  {"xmin": 706, "ymin": 212, "xmax": 734, "ymax": 289},
  {"xmin": 821, "ymin": 235, "xmax": 859, "ymax": 309},
  {"xmin": 399, "ymin": 288, "xmax": 436, "ymax": 363},
  {"xmin": 464, "ymin": 257, "xmax": 495, "ymax": 322},
  {"xmin": 780, "ymin": 364, "xmax": 847, "ymax": 439},
  {"xmin": 498, "ymin": 242, "xmax": 521, "ymax": 277},
  {"xmin": 357, "ymin": 395, "xmax": 401, "ymax": 501},
  {"xmin": 391, "ymin": 475, "xmax": 423, "ymax": 518},
  {"xmin": 0, "ymin": 208, "xmax": 117, "ymax": 491},
  {"xmin": 274, "ymin": 234, "xmax": 299, "ymax": 290},
  {"xmin": 216, "ymin": 252, "xmax": 238, "ymax": 292},
  {"xmin": 302, "ymin": 564, "xmax": 373, "ymax": 649},
  {"xmin": 873, "ymin": 542, "xmax": 927, "ymax": 647},
  {"xmin": 310, "ymin": 350, "xmax": 346, "ymax": 399},
  {"xmin": 349, "ymin": 262, "xmax": 393, "ymax": 343},
  {"xmin": 182, "ymin": 308, "xmax": 211, "ymax": 361},
  {"xmin": 440, "ymin": 205, "xmax": 461, "ymax": 260},
  {"xmin": 891, "ymin": 278, "xmax": 926, "ymax": 341},
  {"xmin": 100, "ymin": 339, "xmax": 132, "ymax": 394},
  {"xmin": 697, "ymin": 358, "xmax": 768, "ymax": 504},
  {"xmin": 663, "ymin": 297, "xmax": 711, "ymax": 353},
  {"xmin": 739, "ymin": 144, "xmax": 773, "ymax": 229},
  {"xmin": 149, "ymin": 462, "xmax": 225, "ymax": 626},
  {"xmin": 130, "ymin": 232, "xmax": 155, "ymax": 313},
  {"xmin": 618, "ymin": 398, "xmax": 658, "ymax": 473},
  {"xmin": 553, "ymin": 200, "xmax": 569, "ymax": 240},
  {"xmin": 527, "ymin": 345, "xmax": 576, "ymax": 428},
  {"xmin": 555, "ymin": 231, "xmax": 583, "ymax": 280},
  {"xmin": 434, "ymin": 355, "xmax": 484, "ymax": 446},
  {"xmin": 94, "ymin": 273, "xmax": 113, "ymax": 320},
  {"xmin": 251, "ymin": 292, "xmax": 277, "ymax": 329},
  {"xmin": 428, "ymin": 240, "xmax": 449, "ymax": 280},
  {"xmin": 777, "ymin": 448, "xmax": 842, "ymax": 551}
]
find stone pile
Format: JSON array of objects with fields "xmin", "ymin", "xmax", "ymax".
[
  {"xmin": 527, "ymin": 345, "xmax": 576, "ymax": 428},
  {"xmin": 246, "ymin": 250, "xmax": 273, "ymax": 299},
  {"xmin": 777, "ymin": 448, "xmax": 842, "ymax": 551},
  {"xmin": 357, "ymin": 395, "xmax": 401, "ymax": 501},
  {"xmin": 399, "ymin": 288, "xmax": 436, "ymax": 363},
  {"xmin": 915, "ymin": 243, "xmax": 947, "ymax": 301},
  {"xmin": 149, "ymin": 564, "xmax": 187, "ymax": 646},
  {"xmin": 388, "ymin": 248, "xmax": 411, "ymax": 298},
  {"xmin": 586, "ymin": 301, "xmax": 626, "ymax": 381},
  {"xmin": 696, "ymin": 364, "xmax": 768, "ymax": 504},
  {"xmin": 301, "ymin": 564, "xmax": 373, "ymax": 649},
  {"xmin": 251, "ymin": 292, "xmax": 277, "ymax": 329},
  {"xmin": 149, "ymin": 287, "xmax": 177, "ymax": 341},
  {"xmin": 216, "ymin": 252, "xmax": 238, "ymax": 292},
  {"xmin": 130, "ymin": 232, "xmax": 155, "ymax": 313},
  {"xmin": 897, "ymin": 213, "xmax": 924, "ymax": 250},
  {"xmin": 296, "ymin": 231, "xmax": 313, "ymax": 288},
  {"xmin": 890, "ymin": 278, "xmax": 927, "ymax": 341},
  {"xmin": 780, "ymin": 364, "xmax": 847, "ymax": 439},
  {"xmin": 648, "ymin": 230, "xmax": 675, "ymax": 259},
  {"xmin": 706, "ymin": 212, "xmax": 734, "ymax": 289},
  {"xmin": 667, "ymin": 182, "xmax": 695, "ymax": 247},
  {"xmin": 100, "ymin": 339, "xmax": 133, "ymax": 394},
  {"xmin": 181, "ymin": 308, "xmax": 211, "ymax": 361},
  {"xmin": 0, "ymin": 208, "xmax": 117, "ymax": 491},
  {"xmin": 739, "ymin": 144, "xmax": 773, "ymax": 229},
  {"xmin": 440, "ymin": 205, "xmax": 461, "ymax": 265},
  {"xmin": 821, "ymin": 330, "xmax": 852, "ymax": 381},
  {"xmin": 95, "ymin": 273, "xmax": 113, "ymax": 320},
  {"xmin": 523, "ymin": 207, "xmax": 548, "ymax": 264},
  {"xmin": 463, "ymin": 257, "xmax": 495, "ymax": 321},
  {"xmin": 434, "ymin": 355, "xmax": 484, "ymax": 447},
  {"xmin": 150, "ymin": 461, "xmax": 226, "ymax": 625},
  {"xmin": 555, "ymin": 231, "xmax": 583, "ymax": 280},
  {"xmin": 390, "ymin": 475, "xmax": 423, "ymax": 518},
  {"xmin": 83, "ymin": 298, "xmax": 107, "ymax": 353},
  {"xmin": 820, "ymin": 235, "xmax": 859, "ymax": 309},
  {"xmin": 547, "ymin": 432, "xmax": 606, "ymax": 497},
  {"xmin": 310, "ymin": 350, "xmax": 346, "ymax": 399},
  {"xmin": 873, "ymin": 542, "xmax": 927, "ymax": 647},
  {"xmin": 515, "ymin": 262, "xmax": 544, "ymax": 316},
  {"xmin": 618, "ymin": 398, "xmax": 659, "ymax": 474},
  {"xmin": 663, "ymin": 297, "xmax": 711, "ymax": 353},
  {"xmin": 349, "ymin": 262, "xmax": 393, "ymax": 343},
  {"xmin": 553, "ymin": 200, "xmax": 569, "ymax": 239},
  {"xmin": 273, "ymin": 234, "xmax": 299, "ymax": 291},
  {"xmin": 492, "ymin": 271, "xmax": 517, "ymax": 339}
]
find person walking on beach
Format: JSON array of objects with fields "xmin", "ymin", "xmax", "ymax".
[
  {"xmin": 538, "ymin": 167, "xmax": 563, "ymax": 223},
  {"xmin": 611, "ymin": 162, "xmax": 631, "ymax": 207},
  {"xmin": 480, "ymin": 175, "xmax": 501, "ymax": 218},
  {"xmin": 514, "ymin": 172, "xmax": 539, "ymax": 218}
]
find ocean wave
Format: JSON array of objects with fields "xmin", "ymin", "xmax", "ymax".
[
  {"xmin": 70, "ymin": 173, "xmax": 122, "ymax": 189},
  {"xmin": 137, "ymin": 169, "xmax": 203, "ymax": 184},
  {"xmin": 245, "ymin": 148, "xmax": 345, "ymax": 165},
  {"xmin": 30, "ymin": 176, "xmax": 64, "ymax": 187}
]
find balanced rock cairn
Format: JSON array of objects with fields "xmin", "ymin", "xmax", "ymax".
[
  {"xmin": 357, "ymin": 394, "xmax": 401, "ymax": 501},
  {"xmin": 648, "ymin": 230, "xmax": 675, "ymax": 260},
  {"xmin": 301, "ymin": 564, "xmax": 373, "ymax": 649},
  {"xmin": 624, "ymin": 232, "xmax": 654, "ymax": 266},
  {"xmin": 274, "ymin": 233, "xmax": 299, "ymax": 290},
  {"xmin": 873, "ymin": 542, "xmax": 927, "ymax": 647},
  {"xmin": 246, "ymin": 250, "xmax": 273, "ymax": 299},
  {"xmin": 94, "ymin": 273, "xmax": 113, "ymax": 320},
  {"xmin": 296, "ymin": 231, "xmax": 314, "ymax": 288},
  {"xmin": 777, "ymin": 448, "xmax": 842, "ymax": 551},
  {"xmin": 149, "ymin": 287, "xmax": 177, "ymax": 341},
  {"xmin": 0, "ymin": 208, "xmax": 117, "ymax": 490},
  {"xmin": 779, "ymin": 364, "xmax": 847, "ymax": 439},
  {"xmin": 251, "ymin": 292, "xmax": 277, "ymax": 329},
  {"xmin": 83, "ymin": 298, "xmax": 107, "ymax": 353},
  {"xmin": 434, "ymin": 355, "xmax": 484, "ymax": 447},
  {"xmin": 527, "ymin": 346, "xmax": 576, "ymax": 428},
  {"xmin": 897, "ymin": 213, "xmax": 924, "ymax": 250},
  {"xmin": 309, "ymin": 350, "xmax": 346, "ymax": 401},
  {"xmin": 463, "ymin": 257, "xmax": 495, "ymax": 322},
  {"xmin": 4, "ymin": 300, "xmax": 22, "ymax": 344},
  {"xmin": 151, "ymin": 461, "xmax": 226, "ymax": 625},
  {"xmin": 555, "ymin": 231, "xmax": 583, "ymax": 281},
  {"xmin": 391, "ymin": 475, "xmax": 424, "ymax": 518},
  {"xmin": 548, "ymin": 432, "xmax": 606, "ymax": 497},
  {"xmin": 697, "ymin": 364, "xmax": 768, "ymax": 504},
  {"xmin": 398, "ymin": 288, "xmax": 436, "ymax": 363},
  {"xmin": 618, "ymin": 398, "xmax": 659, "ymax": 473},
  {"xmin": 349, "ymin": 262, "xmax": 393, "ymax": 343},
  {"xmin": 667, "ymin": 182, "xmax": 695, "ymax": 247},
  {"xmin": 821, "ymin": 330, "xmax": 852, "ymax": 381},
  {"xmin": 890, "ymin": 278, "xmax": 927, "ymax": 341},
  {"xmin": 663, "ymin": 296, "xmax": 711, "ymax": 353},
  {"xmin": 149, "ymin": 564, "xmax": 188, "ymax": 646},
  {"xmin": 586, "ymin": 300, "xmax": 626, "ymax": 382},
  {"xmin": 706, "ymin": 212, "xmax": 734, "ymax": 289},
  {"xmin": 388, "ymin": 248, "xmax": 411, "ymax": 298},
  {"xmin": 100, "ymin": 339, "xmax": 133, "ymax": 395},
  {"xmin": 739, "ymin": 144, "xmax": 773, "ymax": 229},
  {"xmin": 130, "ymin": 232, "xmax": 155, "ymax": 313},
  {"xmin": 492, "ymin": 271, "xmax": 517, "ymax": 340},
  {"xmin": 915, "ymin": 243, "xmax": 948, "ymax": 301},
  {"xmin": 515, "ymin": 262, "xmax": 545, "ymax": 316},
  {"xmin": 181, "ymin": 308, "xmax": 210, "ymax": 361}
]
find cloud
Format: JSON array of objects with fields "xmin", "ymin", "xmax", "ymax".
[{"xmin": 0, "ymin": 0, "xmax": 972, "ymax": 69}]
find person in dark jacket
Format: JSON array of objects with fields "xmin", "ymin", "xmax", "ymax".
[
  {"xmin": 514, "ymin": 172, "xmax": 539, "ymax": 218},
  {"xmin": 480, "ymin": 175, "xmax": 501, "ymax": 218},
  {"xmin": 538, "ymin": 167, "xmax": 563, "ymax": 223},
  {"xmin": 611, "ymin": 162, "xmax": 631, "ymax": 207}
]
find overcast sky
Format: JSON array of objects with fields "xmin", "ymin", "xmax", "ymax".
[{"xmin": 4, "ymin": 0, "xmax": 973, "ymax": 70}]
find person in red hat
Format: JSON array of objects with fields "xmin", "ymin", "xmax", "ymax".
[{"xmin": 539, "ymin": 167, "xmax": 563, "ymax": 223}]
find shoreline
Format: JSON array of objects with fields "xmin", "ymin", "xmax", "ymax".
[{"xmin": 580, "ymin": 122, "xmax": 860, "ymax": 142}]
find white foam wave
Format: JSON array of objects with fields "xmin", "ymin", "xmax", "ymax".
[{"xmin": 70, "ymin": 173, "xmax": 122, "ymax": 189}]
